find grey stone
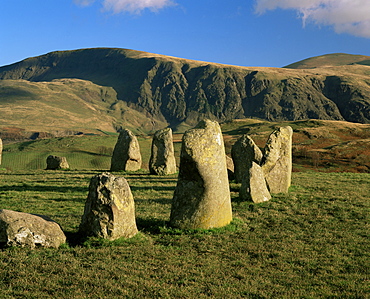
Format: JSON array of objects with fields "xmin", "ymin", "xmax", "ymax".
[
  {"xmin": 170, "ymin": 119, "xmax": 232, "ymax": 229},
  {"xmin": 0, "ymin": 209, "xmax": 66, "ymax": 249},
  {"xmin": 261, "ymin": 126, "xmax": 293, "ymax": 194},
  {"xmin": 46, "ymin": 155, "xmax": 69, "ymax": 170},
  {"xmin": 240, "ymin": 162, "xmax": 271, "ymax": 203},
  {"xmin": 231, "ymin": 134, "xmax": 263, "ymax": 183},
  {"xmin": 149, "ymin": 128, "xmax": 177, "ymax": 175},
  {"xmin": 110, "ymin": 129, "xmax": 142, "ymax": 171},
  {"xmin": 79, "ymin": 172, "xmax": 138, "ymax": 240},
  {"xmin": 225, "ymin": 155, "xmax": 235, "ymax": 180}
]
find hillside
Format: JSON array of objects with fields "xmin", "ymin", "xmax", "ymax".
[{"xmin": 0, "ymin": 48, "xmax": 370, "ymax": 135}]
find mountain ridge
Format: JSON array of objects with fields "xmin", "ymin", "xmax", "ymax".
[{"xmin": 0, "ymin": 48, "xmax": 369, "ymax": 134}]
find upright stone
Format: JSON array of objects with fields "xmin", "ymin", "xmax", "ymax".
[
  {"xmin": 0, "ymin": 209, "xmax": 66, "ymax": 249},
  {"xmin": 46, "ymin": 155, "xmax": 69, "ymax": 170},
  {"xmin": 261, "ymin": 126, "xmax": 293, "ymax": 194},
  {"xmin": 110, "ymin": 129, "xmax": 142, "ymax": 171},
  {"xmin": 240, "ymin": 162, "xmax": 271, "ymax": 203},
  {"xmin": 170, "ymin": 119, "xmax": 232, "ymax": 229},
  {"xmin": 149, "ymin": 128, "xmax": 177, "ymax": 175},
  {"xmin": 225, "ymin": 155, "xmax": 235, "ymax": 180},
  {"xmin": 79, "ymin": 172, "xmax": 138, "ymax": 240},
  {"xmin": 0, "ymin": 138, "xmax": 2, "ymax": 165},
  {"xmin": 231, "ymin": 134, "xmax": 263, "ymax": 183}
]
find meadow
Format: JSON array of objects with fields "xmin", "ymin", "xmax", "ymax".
[{"xmin": 0, "ymin": 128, "xmax": 369, "ymax": 298}]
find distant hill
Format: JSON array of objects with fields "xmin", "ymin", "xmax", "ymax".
[
  {"xmin": 284, "ymin": 53, "xmax": 370, "ymax": 69},
  {"xmin": 0, "ymin": 48, "xmax": 369, "ymax": 136}
]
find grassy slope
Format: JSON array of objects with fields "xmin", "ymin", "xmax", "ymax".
[
  {"xmin": 284, "ymin": 53, "xmax": 370, "ymax": 69},
  {"xmin": 2, "ymin": 119, "xmax": 370, "ymax": 173},
  {"xmin": 0, "ymin": 78, "xmax": 168, "ymax": 135}
]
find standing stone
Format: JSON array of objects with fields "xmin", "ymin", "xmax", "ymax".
[
  {"xmin": 231, "ymin": 134, "xmax": 263, "ymax": 183},
  {"xmin": 0, "ymin": 138, "xmax": 2, "ymax": 165},
  {"xmin": 46, "ymin": 155, "xmax": 69, "ymax": 170},
  {"xmin": 170, "ymin": 119, "xmax": 232, "ymax": 230},
  {"xmin": 110, "ymin": 129, "xmax": 142, "ymax": 172},
  {"xmin": 261, "ymin": 126, "xmax": 293, "ymax": 194},
  {"xmin": 240, "ymin": 162, "xmax": 271, "ymax": 203},
  {"xmin": 0, "ymin": 209, "xmax": 66, "ymax": 249},
  {"xmin": 149, "ymin": 128, "xmax": 177, "ymax": 175},
  {"xmin": 225, "ymin": 155, "xmax": 235, "ymax": 180},
  {"xmin": 79, "ymin": 172, "xmax": 138, "ymax": 240}
]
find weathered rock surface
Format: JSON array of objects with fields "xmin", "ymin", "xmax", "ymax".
[
  {"xmin": 261, "ymin": 126, "xmax": 293, "ymax": 194},
  {"xmin": 0, "ymin": 209, "xmax": 66, "ymax": 249},
  {"xmin": 170, "ymin": 119, "xmax": 232, "ymax": 229},
  {"xmin": 231, "ymin": 134, "xmax": 263, "ymax": 183},
  {"xmin": 225, "ymin": 155, "xmax": 235, "ymax": 180},
  {"xmin": 46, "ymin": 155, "xmax": 69, "ymax": 170},
  {"xmin": 79, "ymin": 172, "xmax": 138, "ymax": 240},
  {"xmin": 110, "ymin": 129, "xmax": 142, "ymax": 171},
  {"xmin": 149, "ymin": 128, "xmax": 177, "ymax": 175},
  {"xmin": 239, "ymin": 162, "xmax": 271, "ymax": 203}
]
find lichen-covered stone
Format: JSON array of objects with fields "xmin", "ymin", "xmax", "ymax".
[
  {"xmin": 110, "ymin": 129, "xmax": 142, "ymax": 171},
  {"xmin": 231, "ymin": 134, "xmax": 263, "ymax": 183},
  {"xmin": 79, "ymin": 172, "xmax": 138, "ymax": 240},
  {"xmin": 0, "ymin": 209, "xmax": 66, "ymax": 249},
  {"xmin": 261, "ymin": 126, "xmax": 293, "ymax": 194},
  {"xmin": 170, "ymin": 119, "xmax": 232, "ymax": 229},
  {"xmin": 149, "ymin": 128, "xmax": 177, "ymax": 175},
  {"xmin": 46, "ymin": 155, "xmax": 69, "ymax": 170},
  {"xmin": 240, "ymin": 162, "xmax": 271, "ymax": 203}
]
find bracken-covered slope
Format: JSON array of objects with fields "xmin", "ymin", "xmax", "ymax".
[{"xmin": 0, "ymin": 48, "xmax": 369, "ymax": 134}]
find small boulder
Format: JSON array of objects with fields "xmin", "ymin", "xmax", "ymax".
[
  {"xmin": 261, "ymin": 126, "xmax": 293, "ymax": 194},
  {"xmin": 110, "ymin": 129, "xmax": 142, "ymax": 172},
  {"xmin": 240, "ymin": 162, "xmax": 271, "ymax": 203},
  {"xmin": 231, "ymin": 134, "xmax": 263, "ymax": 183},
  {"xmin": 0, "ymin": 209, "xmax": 66, "ymax": 249},
  {"xmin": 79, "ymin": 172, "xmax": 138, "ymax": 240},
  {"xmin": 46, "ymin": 155, "xmax": 69, "ymax": 170},
  {"xmin": 149, "ymin": 128, "xmax": 177, "ymax": 175},
  {"xmin": 170, "ymin": 119, "xmax": 232, "ymax": 230}
]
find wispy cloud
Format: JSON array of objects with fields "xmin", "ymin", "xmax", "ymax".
[
  {"xmin": 74, "ymin": 0, "xmax": 176, "ymax": 14},
  {"xmin": 254, "ymin": 0, "xmax": 370, "ymax": 38}
]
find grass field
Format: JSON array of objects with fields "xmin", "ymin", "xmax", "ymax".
[
  {"xmin": 0, "ymin": 120, "xmax": 369, "ymax": 297},
  {"xmin": 0, "ymin": 169, "xmax": 369, "ymax": 298}
]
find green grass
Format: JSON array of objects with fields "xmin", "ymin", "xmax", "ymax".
[{"xmin": 0, "ymin": 169, "xmax": 369, "ymax": 298}]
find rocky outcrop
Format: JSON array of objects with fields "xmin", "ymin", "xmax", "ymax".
[
  {"xmin": 149, "ymin": 128, "xmax": 177, "ymax": 175},
  {"xmin": 0, "ymin": 209, "xmax": 66, "ymax": 249},
  {"xmin": 170, "ymin": 119, "xmax": 232, "ymax": 229},
  {"xmin": 110, "ymin": 129, "xmax": 142, "ymax": 171},
  {"xmin": 79, "ymin": 172, "xmax": 138, "ymax": 240}
]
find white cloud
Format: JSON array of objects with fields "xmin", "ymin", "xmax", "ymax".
[
  {"xmin": 104, "ymin": 0, "xmax": 175, "ymax": 14},
  {"xmin": 254, "ymin": 0, "xmax": 370, "ymax": 38},
  {"xmin": 75, "ymin": 0, "xmax": 176, "ymax": 14},
  {"xmin": 74, "ymin": 0, "xmax": 96, "ymax": 7}
]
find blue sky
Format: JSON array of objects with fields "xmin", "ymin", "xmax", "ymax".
[{"xmin": 1, "ymin": 0, "xmax": 369, "ymax": 68}]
